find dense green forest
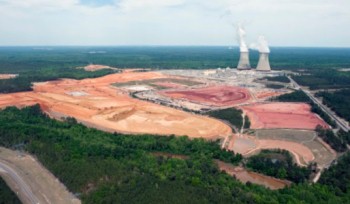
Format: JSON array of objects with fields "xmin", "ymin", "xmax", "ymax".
[
  {"xmin": 319, "ymin": 153, "xmax": 350, "ymax": 194},
  {"xmin": 338, "ymin": 130, "xmax": 350, "ymax": 145},
  {"xmin": 0, "ymin": 47, "xmax": 350, "ymax": 93},
  {"xmin": 1, "ymin": 47, "xmax": 349, "ymax": 72},
  {"xmin": 246, "ymin": 149, "xmax": 313, "ymax": 183},
  {"xmin": 273, "ymin": 90, "xmax": 337, "ymax": 127},
  {"xmin": 207, "ymin": 108, "xmax": 250, "ymax": 131},
  {"xmin": 316, "ymin": 89, "xmax": 350, "ymax": 122},
  {"xmin": 0, "ymin": 68, "xmax": 115, "ymax": 93},
  {"xmin": 0, "ymin": 106, "xmax": 350, "ymax": 203},
  {"xmin": 293, "ymin": 69, "xmax": 350, "ymax": 90},
  {"xmin": 273, "ymin": 90, "xmax": 310, "ymax": 102},
  {"xmin": 263, "ymin": 76, "xmax": 290, "ymax": 83},
  {"xmin": 315, "ymin": 126, "xmax": 347, "ymax": 152},
  {"xmin": 0, "ymin": 178, "xmax": 21, "ymax": 204},
  {"xmin": 265, "ymin": 84, "xmax": 285, "ymax": 89}
]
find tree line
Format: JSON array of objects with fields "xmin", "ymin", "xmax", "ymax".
[
  {"xmin": 207, "ymin": 108, "xmax": 250, "ymax": 132},
  {"xmin": 0, "ymin": 106, "xmax": 349, "ymax": 203},
  {"xmin": 246, "ymin": 149, "xmax": 314, "ymax": 183}
]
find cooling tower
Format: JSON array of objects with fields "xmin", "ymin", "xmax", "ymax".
[
  {"xmin": 256, "ymin": 52, "xmax": 271, "ymax": 71},
  {"xmin": 237, "ymin": 51, "xmax": 251, "ymax": 70}
]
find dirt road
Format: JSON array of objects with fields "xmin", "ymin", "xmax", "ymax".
[{"xmin": 0, "ymin": 147, "xmax": 80, "ymax": 204}]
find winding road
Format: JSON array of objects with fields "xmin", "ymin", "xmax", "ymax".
[{"xmin": 0, "ymin": 160, "xmax": 39, "ymax": 204}]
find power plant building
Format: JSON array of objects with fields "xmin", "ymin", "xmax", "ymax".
[
  {"xmin": 256, "ymin": 52, "xmax": 271, "ymax": 71},
  {"xmin": 237, "ymin": 51, "xmax": 251, "ymax": 70}
]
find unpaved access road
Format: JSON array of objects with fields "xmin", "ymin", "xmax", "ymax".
[{"xmin": 0, "ymin": 147, "xmax": 80, "ymax": 204}]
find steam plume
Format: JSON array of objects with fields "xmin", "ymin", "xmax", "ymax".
[
  {"xmin": 237, "ymin": 24, "xmax": 248, "ymax": 52},
  {"xmin": 250, "ymin": 36, "xmax": 270, "ymax": 53}
]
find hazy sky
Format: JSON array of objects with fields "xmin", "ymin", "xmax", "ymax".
[{"xmin": 0, "ymin": 0, "xmax": 349, "ymax": 47}]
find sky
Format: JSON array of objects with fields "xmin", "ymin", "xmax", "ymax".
[{"xmin": 0, "ymin": 0, "xmax": 349, "ymax": 47}]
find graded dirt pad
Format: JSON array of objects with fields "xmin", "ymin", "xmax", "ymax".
[
  {"xmin": 255, "ymin": 129, "xmax": 336, "ymax": 168},
  {"xmin": 0, "ymin": 74, "xmax": 17, "ymax": 80},
  {"xmin": 0, "ymin": 72, "xmax": 232, "ymax": 139},
  {"xmin": 256, "ymin": 140, "xmax": 314, "ymax": 165},
  {"xmin": 253, "ymin": 90, "xmax": 285, "ymax": 100},
  {"xmin": 161, "ymin": 85, "xmax": 251, "ymax": 107},
  {"xmin": 0, "ymin": 147, "xmax": 79, "ymax": 204},
  {"xmin": 242, "ymin": 102, "xmax": 329, "ymax": 130},
  {"xmin": 81, "ymin": 64, "xmax": 114, "ymax": 72},
  {"xmin": 216, "ymin": 161, "xmax": 291, "ymax": 190},
  {"xmin": 228, "ymin": 129, "xmax": 336, "ymax": 167},
  {"xmin": 228, "ymin": 134, "xmax": 314, "ymax": 166}
]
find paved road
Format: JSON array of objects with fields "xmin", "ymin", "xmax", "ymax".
[
  {"xmin": 288, "ymin": 76, "xmax": 350, "ymax": 132},
  {"xmin": 0, "ymin": 161, "xmax": 40, "ymax": 204}
]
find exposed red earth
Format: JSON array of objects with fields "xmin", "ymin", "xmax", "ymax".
[
  {"xmin": 254, "ymin": 90, "xmax": 284, "ymax": 99},
  {"xmin": 217, "ymin": 161, "xmax": 291, "ymax": 190},
  {"xmin": 161, "ymin": 85, "xmax": 251, "ymax": 106},
  {"xmin": 0, "ymin": 72, "xmax": 232, "ymax": 139},
  {"xmin": 242, "ymin": 102, "xmax": 329, "ymax": 129}
]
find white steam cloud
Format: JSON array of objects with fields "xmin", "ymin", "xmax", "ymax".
[
  {"xmin": 237, "ymin": 24, "xmax": 248, "ymax": 52},
  {"xmin": 250, "ymin": 36, "xmax": 270, "ymax": 53}
]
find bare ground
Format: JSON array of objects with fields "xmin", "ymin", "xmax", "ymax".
[{"xmin": 0, "ymin": 147, "xmax": 80, "ymax": 204}]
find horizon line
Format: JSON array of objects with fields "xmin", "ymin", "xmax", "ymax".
[{"xmin": 0, "ymin": 45, "xmax": 350, "ymax": 49}]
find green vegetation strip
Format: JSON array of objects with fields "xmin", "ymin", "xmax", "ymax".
[
  {"xmin": 293, "ymin": 69, "xmax": 350, "ymax": 90},
  {"xmin": 0, "ymin": 68, "xmax": 116, "ymax": 93},
  {"xmin": 207, "ymin": 108, "xmax": 250, "ymax": 131},
  {"xmin": 263, "ymin": 76, "xmax": 290, "ymax": 83},
  {"xmin": 316, "ymin": 89, "xmax": 350, "ymax": 123}
]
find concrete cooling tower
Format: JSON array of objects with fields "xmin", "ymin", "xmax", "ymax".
[
  {"xmin": 256, "ymin": 52, "xmax": 271, "ymax": 71},
  {"xmin": 237, "ymin": 51, "xmax": 251, "ymax": 70}
]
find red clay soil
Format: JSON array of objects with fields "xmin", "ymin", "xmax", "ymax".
[
  {"xmin": 161, "ymin": 85, "xmax": 251, "ymax": 106},
  {"xmin": 242, "ymin": 102, "xmax": 329, "ymax": 130},
  {"xmin": 255, "ymin": 91, "xmax": 284, "ymax": 99},
  {"xmin": 216, "ymin": 161, "xmax": 291, "ymax": 190}
]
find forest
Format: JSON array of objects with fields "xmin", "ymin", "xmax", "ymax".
[
  {"xmin": 0, "ymin": 68, "xmax": 116, "ymax": 93},
  {"xmin": 315, "ymin": 126, "xmax": 348, "ymax": 152},
  {"xmin": 272, "ymin": 90, "xmax": 310, "ymax": 103},
  {"xmin": 316, "ymin": 89, "xmax": 350, "ymax": 123},
  {"xmin": 246, "ymin": 149, "xmax": 313, "ymax": 183},
  {"xmin": 1, "ymin": 47, "xmax": 349, "ymax": 73},
  {"xmin": 263, "ymin": 76, "xmax": 290, "ymax": 83},
  {"xmin": 0, "ymin": 47, "xmax": 350, "ymax": 94},
  {"xmin": 207, "ymin": 108, "xmax": 250, "ymax": 131},
  {"xmin": 265, "ymin": 84, "xmax": 285, "ymax": 89},
  {"xmin": 319, "ymin": 152, "xmax": 350, "ymax": 193},
  {"xmin": 0, "ymin": 178, "xmax": 21, "ymax": 204},
  {"xmin": 0, "ymin": 106, "xmax": 349, "ymax": 203},
  {"xmin": 293, "ymin": 69, "xmax": 350, "ymax": 90}
]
